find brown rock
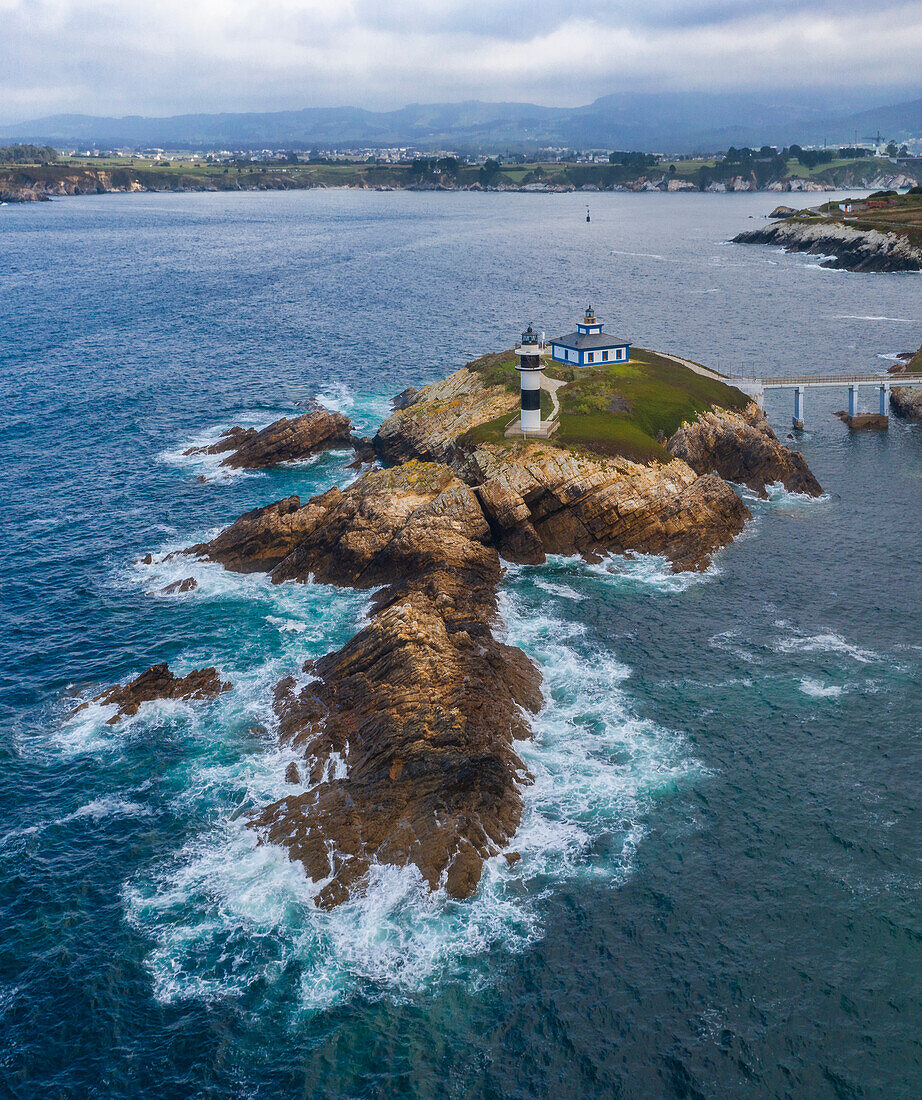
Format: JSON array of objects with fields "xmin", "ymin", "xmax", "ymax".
[
  {"xmin": 465, "ymin": 443, "xmax": 750, "ymax": 572},
  {"xmin": 187, "ymin": 494, "xmax": 322, "ymax": 573},
  {"xmin": 74, "ymin": 662, "xmax": 231, "ymax": 723},
  {"xmin": 841, "ymin": 413, "xmax": 889, "ymax": 430},
  {"xmin": 667, "ymin": 403, "xmax": 823, "ymax": 497},
  {"xmin": 251, "ymin": 561, "xmax": 542, "ymax": 908},
  {"xmin": 160, "ymin": 577, "xmax": 197, "ymax": 594},
  {"xmin": 202, "ymin": 461, "xmax": 546, "ymax": 907},
  {"xmin": 184, "ymin": 404, "xmax": 353, "ymax": 468},
  {"xmin": 391, "ymin": 386, "xmax": 422, "ymax": 411},
  {"xmin": 374, "ymin": 368, "xmax": 517, "ymax": 465}
]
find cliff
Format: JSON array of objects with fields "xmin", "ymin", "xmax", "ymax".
[
  {"xmin": 733, "ymin": 218, "xmax": 922, "ymax": 272},
  {"xmin": 667, "ymin": 403, "xmax": 823, "ymax": 497}
]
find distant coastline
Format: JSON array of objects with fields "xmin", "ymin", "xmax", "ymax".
[{"xmin": 2, "ymin": 158, "xmax": 919, "ymax": 205}]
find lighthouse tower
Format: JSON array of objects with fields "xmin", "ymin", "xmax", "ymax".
[{"xmin": 516, "ymin": 323, "xmax": 545, "ymax": 433}]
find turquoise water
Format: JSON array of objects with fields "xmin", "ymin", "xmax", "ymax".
[{"xmin": 1, "ymin": 190, "xmax": 921, "ymax": 1097}]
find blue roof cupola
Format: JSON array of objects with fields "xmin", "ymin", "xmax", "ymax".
[{"xmin": 577, "ymin": 305, "xmax": 603, "ymax": 335}]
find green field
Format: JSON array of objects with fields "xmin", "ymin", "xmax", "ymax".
[{"xmin": 462, "ymin": 346, "xmax": 750, "ymax": 462}]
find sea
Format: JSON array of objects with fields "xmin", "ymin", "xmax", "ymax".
[{"xmin": 1, "ymin": 189, "xmax": 920, "ymax": 1099}]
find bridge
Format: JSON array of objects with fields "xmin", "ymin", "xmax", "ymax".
[{"xmin": 729, "ymin": 372, "xmax": 922, "ymax": 428}]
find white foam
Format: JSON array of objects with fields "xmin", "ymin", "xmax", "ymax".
[
  {"xmin": 125, "ymin": 744, "xmax": 540, "ymax": 1010},
  {"xmin": 0, "ymin": 795, "xmax": 150, "ymax": 852},
  {"xmin": 533, "ymin": 579, "xmax": 587, "ymax": 602},
  {"xmin": 122, "ymin": 572, "xmax": 699, "ymax": 1012},
  {"xmin": 70, "ymin": 795, "xmax": 151, "ymax": 821},
  {"xmin": 738, "ymin": 481, "xmax": 831, "ymax": 510},
  {"xmin": 585, "ymin": 551, "xmax": 716, "ymax": 593},
  {"xmin": 314, "ymin": 382, "xmax": 355, "ymax": 415},
  {"xmin": 799, "ymin": 678, "xmax": 844, "ymax": 699},
  {"xmin": 773, "ymin": 629, "xmax": 880, "ymax": 665},
  {"xmin": 834, "ymin": 314, "xmax": 921, "ymax": 324}
]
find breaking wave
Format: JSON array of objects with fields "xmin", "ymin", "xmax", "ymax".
[{"xmin": 117, "ymin": 554, "xmax": 702, "ymax": 1014}]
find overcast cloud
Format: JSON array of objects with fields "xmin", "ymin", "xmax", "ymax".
[{"xmin": 1, "ymin": 0, "xmax": 920, "ymax": 123}]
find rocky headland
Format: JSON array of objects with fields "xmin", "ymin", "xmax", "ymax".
[
  {"xmin": 733, "ymin": 218, "xmax": 922, "ymax": 272},
  {"xmin": 171, "ymin": 349, "xmax": 821, "ymax": 907}
]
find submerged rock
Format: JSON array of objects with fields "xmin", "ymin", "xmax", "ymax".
[
  {"xmin": 184, "ymin": 403, "xmax": 353, "ymax": 468},
  {"xmin": 74, "ymin": 662, "xmax": 231, "ymax": 724},
  {"xmin": 667, "ymin": 404, "xmax": 823, "ymax": 498},
  {"xmin": 160, "ymin": 577, "xmax": 197, "ymax": 594}
]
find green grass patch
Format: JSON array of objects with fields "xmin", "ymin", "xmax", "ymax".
[
  {"xmin": 554, "ymin": 347, "xmax": 749, "ymax": 461},
  {"xmin": 465, "ymin": 350, "xmax": 521, "ymax": 393}
]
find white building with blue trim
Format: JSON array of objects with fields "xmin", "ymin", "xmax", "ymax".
[{"xmin": 550, "ymin": 306, "xmax": 630, "ymax": 367}]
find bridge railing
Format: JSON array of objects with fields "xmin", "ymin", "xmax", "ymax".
[{"xmin": 729, "ymin": 373, "xmax": 922, "ymax": 387}]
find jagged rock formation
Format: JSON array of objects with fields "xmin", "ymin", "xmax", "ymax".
[
  {"xmin": 254, "ymin": 558, "xmax": 541, "ymax": 908},
  {"xmin": 733, "ymin": 220, "xmax": 922, "ymax": 272},
  {"xmin": 191, "ymin": 462, "xmax": 542, "ymax": 905},
  {"xmin": 465, "ymin": 443, "xmax": 749, "ymax": 571},
  {"xmin": 186, "ymin": 444, "xmax": 750, "ymax": 905},
  {"xmin": 391, "ymin": 386, "xmax": 422, "ymax": 411},
  {"xmin": 374, "ymin": 367, "xmax": 517, "ymax": 465},
  {"xmin": 667, "ymin": 404, "xmax": 823, "ymax": 497},
  {"xmin": 183, "ymin": 404, "xmax": 353, "ymax": 468},
  {"xmin": 74, "ymin": 662, "xmax": 231, "ymax": 724}
]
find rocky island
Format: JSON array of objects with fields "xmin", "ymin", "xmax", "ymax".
[
  {"xmin": 733, "ymin": 190, "xmax": 922, "ymax": 272},
  {"xmin": 145, "ymin": 342, "xmax": 822, "ymax": 908}
]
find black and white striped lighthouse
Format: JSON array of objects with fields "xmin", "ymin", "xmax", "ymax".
[{"xmin": 516, "ymin": 323, "xmax": 545, "ymax": 433}]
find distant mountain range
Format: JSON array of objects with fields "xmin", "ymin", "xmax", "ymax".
[{"xmin": 3, "ymin": 91, "xmax": 921, "ymax": 152}]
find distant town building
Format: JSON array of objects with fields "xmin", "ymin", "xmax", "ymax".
[{"xmin": 550, "ymin": 306, "xmax": 630, "ymax": 367}]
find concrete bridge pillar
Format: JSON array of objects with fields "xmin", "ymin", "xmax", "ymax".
[
  {"xmin": 793, "ymin": 386, "xmax": 805, "ymax": 430},
  {"xmin": 848, "ymin": 385, "xmax": 859, "ymax": 419},
  {"xmin": 880, "ymin": 383, "xmax": 890, "ymax": 416}
]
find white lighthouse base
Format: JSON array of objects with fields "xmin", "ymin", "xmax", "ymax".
[{"xmin": 504, "ymin": 416, "xmax": 559, "ymax": 440}]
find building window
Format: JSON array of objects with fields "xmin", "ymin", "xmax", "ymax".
[
  {"xmin": 602, "ymin": 351, "xmax": 609, "ymax": 361},
  {"xmin": 587, "ymin": 352, "xmax": 594, "ymax": 363}
]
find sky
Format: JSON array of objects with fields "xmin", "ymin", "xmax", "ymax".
[{"xmin": 2, "ymin": 0, "xmax": 922, "ymax": 123}]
